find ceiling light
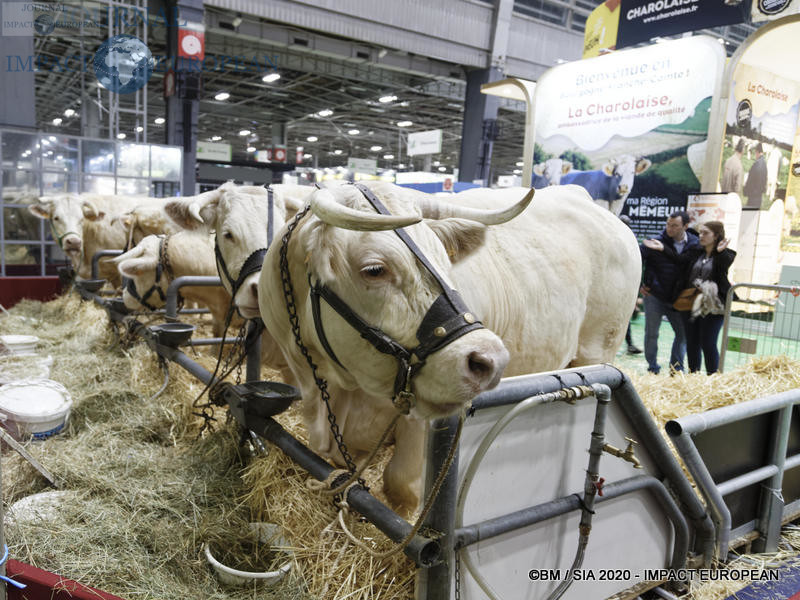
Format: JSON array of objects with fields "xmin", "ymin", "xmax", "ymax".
[
  {"xmin": 52, "ymin": 118, "xmax": 62, "ymax": 126},
  {"xmin": 136, "ymin": 126, "xmax": 144, "ymax": 133},
  {"xmin": 348, "ymin": 129, "xmax": 360, "ymax": 135},
  {"xmin": 378, "ymin": 95, "xmax": 397, "ymax": 103},
  {"xmin": 246, "ymin": 146, "xmax": 256, "ymax": 152},
  {"xmin": 211, "ymin": 135, "xmax": 222, "ymax": 141},
  {"xmin": 231, "ymin": 15, "xmax": 243, "ymax": 27},
  {"xmin": 333, "ymin": 149, "xmax": 343, "ymax": 155},
  {"xmin": 41, "ymin": 140, "xmax": 49, "ymax": 146},
  {"xmin": 383, "ymin": 154, "xmax": 394, "ymax": 159},
  {"xmin": 516, "ymin": 161, "xmax": 524, "ymax": 167},
  {"xmin": 398, "ymin": 163, "xmax": 405, "ymax": 169},
  {"xmin": 306, "ymin": 136, "xmax": 318, "ymax": 142},
  {"xmin": 63, "ymin": 108, "xmax": 75, "ymax": 117},
  {"xmin": 303, "ymin": 153, "xmax": 312, "ymax": 158},
  {"xmin": 370, "ymin": 145, "xmax": 382, "ymax": 151},
  {"xmin": 154, "ymin": 117, "xmax": 165, "ymax": 124},
  {"xmin": 433, "ymin": 161, "xmax": 440, "ymax": 167},
  {"xmin": 56, "ymin": 155, "xmax": 63, "ymax": 160},
  {"xmin": 214, "ymin": 91, "xmax": 230, "ymax": 101},
  {"xmin": 117, "ymin": 133, "xmax": 126, "ymax": 139},
  {"xmin": 262, "ymin": 72, "xmax": 281, "ymax": 83},
  {"xmin": 397, "ymin": 120, "xmax": 412, "ymax": 127},
  {"xmin": 438, "ymin": 166, "xmax": 446, "ymax": 172},
  {"xmin": 239, "ymin": 129, "xmax": 251, "ymax": 136},
  {"xmin": 317, "ymin": 109, "xmax": 333, "ymax": 117},
  {"xmin": 513, "ymin": 169, "xmax": 522, "ymax": 174},
  {"xmin": 48, "ymin": 135, "xmax": 56, "ymax": 141}
]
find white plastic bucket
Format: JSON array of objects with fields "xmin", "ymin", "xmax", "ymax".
[
  {"xmin": 0, "ymin": 379, "xmax": 72, "ymax": 440},
  {"xmin": 204, "ymin": 523, "xmax": 293, "ymax": 587},
  {"xmin": 0, "ymin": 335, "xmax": 39, "ymax": 356}
]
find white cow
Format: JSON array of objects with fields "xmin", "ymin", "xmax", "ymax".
[
  {"xmin": 560, "ymin": 155, "xmax": 651, "ymax": 215},
  {"xmin": 113, "ymin": 231, "xmax": 234, "ymax": 339},
  {"xmin": 256, "ymin": 182, "xmax": 641, "ymax": 513},
  {"xmin": 532, "ymin": 158, "xmax": 572, "ymax": 188}
]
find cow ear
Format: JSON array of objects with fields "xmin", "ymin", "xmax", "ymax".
[
  {"xmin": 561, "ymin": 160, "xmax": 573, "ymax": 174},
  {"xmin": 28, "ymin": 202, "xmax": 52, "ymax": 219},
  {"xmin": 82, "ymin": 200, "xmax": 105, "ymax": 221},
  {"xmin": 427, "ymin": 218, "xmax": 487, "ymax": 263},
  {"xmin": 119, "ymin": 214, "xmax": 134, "ymax": 229},
  {"xmin": 532, "ymin": 163, "xmax": 545, "ymax": 176},
  {"xmin": 117, "ymin": 256, "xmax": 157, "ymax": 278},
  {"xmin": 635, "ymin": 158, "xmax": 652, "ymax": 174},
  {"xmin": 602, "ymin": 162, "xmax": 615, "ymax": 176},
  {"xmin": 164, "ymin": 196, "xmax": 217, "ymax": 230}
]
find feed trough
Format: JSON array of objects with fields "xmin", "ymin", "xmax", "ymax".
[
  {"xmin": 229, "ymin": 381, "xmax": 301, "ymax": 418},
  {"xmin": 150, "ymin": 323, "xmax": 195, "ymax": 347},
  {"xmin": 75, "ymin": 279, "xmax": 105, "ymax": 294}
]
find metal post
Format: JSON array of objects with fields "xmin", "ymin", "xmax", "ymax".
[
  {"xmin": 419, "ymin": 415, "xmax": 460, "ymax": 600},
  {"xmin": 91, "ymin": 249, "xmax": 123, "ymax": 279},
  {"xmin": 245, "ymin": 320, "xmax": 262, "ymax": 382},
  {"xmin": 754, "ymin": 405, "xmax": 792, "ymax": 552},
  {"xmin": 163, "ymin": 275, "xmax": 222, "ymax": 320}
]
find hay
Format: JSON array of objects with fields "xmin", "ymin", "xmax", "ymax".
[{"xmin": 0, "ymin": 293, "xmax": 414, "ymax": 599}]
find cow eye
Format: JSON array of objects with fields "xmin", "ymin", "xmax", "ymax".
[
  {"xmin": 223, "ymin": 231, "xmax": 234, "ymax": 241},
  {"xmin": 53, "ymin": 216, "xmax": 60, "ymax": 222},
  {"xmin": 360, "ymin": 264, "xmax": 386, "ymax": 279}
]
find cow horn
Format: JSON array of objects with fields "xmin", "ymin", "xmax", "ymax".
[
  {"xmin": 416, "ymin": 188, "xmax": 534, "ymax": 225},
  {"xmin": 188, "ymin": 202, "xmax": 204, "ymax": 224},
  {"xmin": 310, "ymin": 189, "xmax": 422, "ymax": 231}
]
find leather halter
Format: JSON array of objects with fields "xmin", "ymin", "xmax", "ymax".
[
  {"xmin": 308, "ymin": 183, "xmax": 485, "ymax": 411},
  {"xmin": 124, "ymin": 235, "xmax": 172, "ymax": 311},
  {"xmin": 215, "ymin": 188, "xmax": 274, "ymax": 299}
]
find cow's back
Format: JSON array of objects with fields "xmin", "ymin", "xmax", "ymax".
[{"xmin": 451, "ymin": 185, "xmax": 640, "ymax": 372}]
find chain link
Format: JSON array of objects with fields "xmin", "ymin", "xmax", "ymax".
[
  {"xmin": 278, "ymin": 206, "xmax": 365, "ymax": 495},
  {"xmin": 455, "ymin": 549, "xmax": 461, "ymax": 600}
]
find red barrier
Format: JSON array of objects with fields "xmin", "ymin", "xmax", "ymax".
[
  {"xmin": 0, "ymin": 277, "xmax": 63, "ymax": 309},
  {"xmin": 6, "ymin": 559, "xmax": 125, "ymax": 600}
]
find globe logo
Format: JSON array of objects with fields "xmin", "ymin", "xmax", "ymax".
[
  {"xmin": 94, "ymin": 35, "xmax": 155, "ymax": 95},
  {"xmin": 34, "ymin": 14, "xmax": 55, "ymax": 35}
]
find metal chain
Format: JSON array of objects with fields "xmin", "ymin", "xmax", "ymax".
[
  {"xmin": 455, "ymin": 549, "xmax": 461, "ymax": 600},
  {"xmin": 279, "ymin": 206, "xmax": 364, "ymax": 492}
]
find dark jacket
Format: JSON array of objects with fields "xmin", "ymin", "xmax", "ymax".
[
  {"xmin": 663, "ymin": 245, "xmax": 736, "ymax": 305},
  {"xmin": 743, "ymin": 155, "xmax": 768, "ymax": 207},
  {"xmin": 640, "ymin": 229, "xmax": 700, "ymax": 303}
]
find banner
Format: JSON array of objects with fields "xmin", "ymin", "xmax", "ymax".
[
  {"xmin": 533, "ymin": 36, "xmax": 725, "ymax": 239},
  {"xmin": 720, "ymin": 63, "xmax": 799, "ymax": 211},
  {"xmin": 616, "ymin": 0, "xmax": 751, "ymax": 49},
  {"xmin": 752, "ymin": 0, "xmax": 800, "ymax": 22},
  {"xmin": 583, "ymin": 0, "xmax": 621, "ymax": 58}
]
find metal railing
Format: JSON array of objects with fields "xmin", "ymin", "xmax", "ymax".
[{"xmin": 720, "ymin": 283, "xmax": 800, "ymax": 373}]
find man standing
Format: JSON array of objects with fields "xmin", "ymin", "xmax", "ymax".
[
  {"xmin": 743, "ymin": 142, "xmax": 768, "ymax": 208},
  {"xmin": 640, "ymin": 211, "xmax": 699, "ymax": 374},
  {"xmin": 721, "ymin": 138, "xmax": 745, "ymax": 195}
]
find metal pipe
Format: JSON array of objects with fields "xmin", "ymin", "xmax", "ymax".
[
  {"xmin": 470, "ymin": 364, "xmax": 625, "ymax": 411},
  {"xmin": 665, "ymin": 389, "xmax": 800, "ymax": 436},
  {"xmin": 164, "ymin": 276, "xmax": 223, "ymax": 320},
  {"xmin": 784, "ymin": 453, "xmax": 800, "ymax": 471},
  {"xmin": 615, "ymin": 377, "xmax": 717, "ymax": 565},
  {"xmin": 716, "ymin": 465, "xmax": 779, "ymax": 497},
  {"xmin": 667, "ymin": 424, "xmax": 731, "ymax": 561},
  {"xmin": 420, "ymin": 415, "xmax": 461, "ymax": 600},
  {"xmin": 756, "ymin": 405, "xmax": 792, "ymax": 552},
  {"xmin": 247, "ymin": 414, "xmax": 440, "ymax": 567},
  {"xmin": 183, "ymin": 337, "xmax": 243, "ymax": 347},
  {"xmin": 454, "ymin": 474, "xmax": 688, "ymax": 571},
  {"xmin": 651, "ymin": 586, "xmax": 681, "ymax": 600},
  {"xmin": 91, "ymin": 249, "xmax": 123, "ymax": 279}
]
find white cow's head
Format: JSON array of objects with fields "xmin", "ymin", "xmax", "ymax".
[
  {"xmin": 532, "ymin": 158, "xmax": 573, "ymax": 185},
  {"xmin": 113, "ymin": 235, "xmax": 167, "ymax": 311},
  {"xmin": 28, "ymin": 194, "xmax": 100, "ymax": 266},
  {"xmin": 165, "ymin": 182, "xmax": 310, "ymax": 318},
  {"xmin": 602, "ymin": 155, "xmax": 651, "ymax": 215},
  {"xmin": 112, "ymin": 203, "xmax": 181, "ymax": 248},
  {"xmin": 265, "ymin": 183, "xmax": 533, "ymax": 419}
]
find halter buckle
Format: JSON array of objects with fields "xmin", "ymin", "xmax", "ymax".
[{"xmin": 393, "ymin": 364, "xmax": 415, "ymax": 415}]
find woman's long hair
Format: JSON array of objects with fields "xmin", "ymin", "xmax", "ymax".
[{"xmin": 702, "ymin": 220, "xmax": 725, "ymax": 248}]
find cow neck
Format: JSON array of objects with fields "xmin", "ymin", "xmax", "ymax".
[
  {"xmin": 214, "ymin": 187, "xmax": 273, "ymax": 299},
  {"xmin": 303, "ymin": 183, "xmax": 485, "ymax": 414},
  {"xmin": 124, "ymin": 234, "xmax": 173, "ymax": 312}
]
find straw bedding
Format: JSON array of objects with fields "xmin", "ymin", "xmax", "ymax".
[{"xmin": 2, "ymin": 293, "xmax": 800, "ymax": 599}]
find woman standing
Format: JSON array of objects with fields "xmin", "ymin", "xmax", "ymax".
[{"xmin": 643, "ymin": 221, "xmax": 735, "ymax": 374}]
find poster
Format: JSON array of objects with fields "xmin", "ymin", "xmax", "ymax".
[
  {"xmin": 686, "ymin": 193, "xmax": 742, "ymax": 252},
  {"xmin": 752, "ymin": 0, "xmax": 800, "ymax": 22},
  {"xmin": 532, "ymin": 36, "xmax": 725, "ymax": 240}
]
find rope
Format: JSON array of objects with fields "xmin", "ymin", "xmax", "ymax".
[
  {"xmin": 334, "ymin": 414, "xmax": 465, "ymax": 560},
  {"xmin": 0, "ymin": 545, "xmax": 27, "ymax": 589}
]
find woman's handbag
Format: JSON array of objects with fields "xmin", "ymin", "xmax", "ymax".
[{"xmin": 673, "ymin": 287, "xmax": 700, "ymax": 311}]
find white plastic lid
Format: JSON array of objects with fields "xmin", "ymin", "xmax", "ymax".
[
  {"xmin": 0, "ymin": 380, "xmax": 71, "ymax": 419},
  {"xmin": 0, "ymin": 335, "xmax": 39, "ymax": 346}
]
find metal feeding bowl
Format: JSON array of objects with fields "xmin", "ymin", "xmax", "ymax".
[
  {"xmin": 151, "ymin": 322, "xmax": 195, "ymax": 347},
  {"xmin": 231, "ymin": 381, "xmax": 301, "ymax": 418},
  {"xmin": 76, "ymin": 278, "xmax": 106, "ymax": 293},
  {"xmin": 106, "ymin": 297, "xmax": 130, "ymax": 315}
]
